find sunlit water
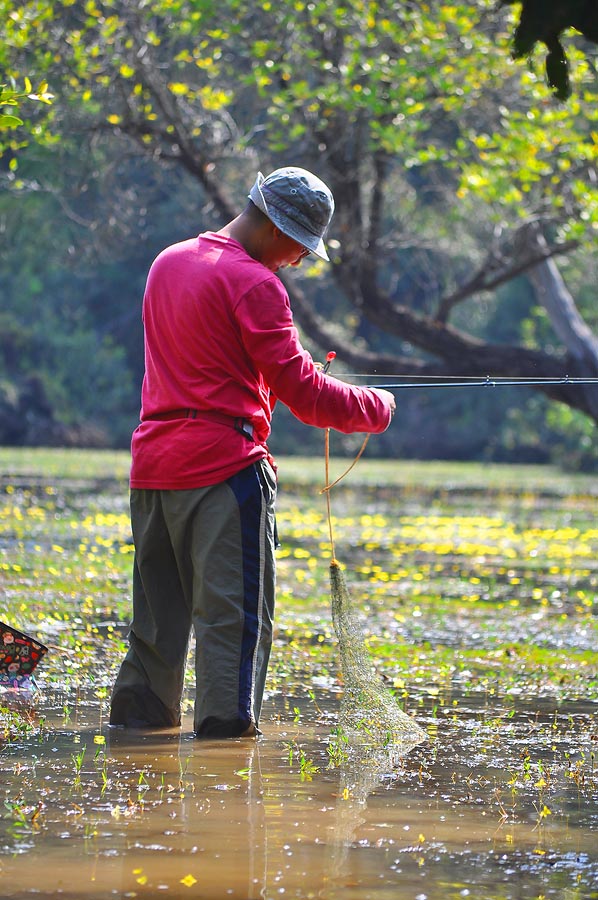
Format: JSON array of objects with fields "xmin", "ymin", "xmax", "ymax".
[
  {"xmin": 1, "ymin": 685, "xmax": 597, "ymax": 900},
  {"xmin": 2, "ymin": 464, "xmax": 598, "ymax": 898}
]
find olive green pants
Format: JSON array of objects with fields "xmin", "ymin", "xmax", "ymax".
[{"xmin": 109, "ymin": 460, "xmax": 277, "ymax": 737}]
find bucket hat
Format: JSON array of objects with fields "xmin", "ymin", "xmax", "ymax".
[{"xmin": 248, "ymin": 167, "xmax": 334, "ymax": 261}]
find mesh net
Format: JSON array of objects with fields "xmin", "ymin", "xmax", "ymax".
[
  {"xmin": 330, "ymin": 559, "xmax": 427, "ymax": 751},
  {"xmin": 321, "ymin": 421, "xmax": 426, "ymax": 755}
]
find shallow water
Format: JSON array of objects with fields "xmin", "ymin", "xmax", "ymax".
[
  {"xmin": 2, "ymin": 461, "xmax": 598, "ymax": 898},
  {"xmin": 1, "ymin": 684, "xmax": 597, "ymax": 900}
]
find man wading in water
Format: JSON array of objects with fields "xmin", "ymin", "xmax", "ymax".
[{"xmin": 109, "ymin": 166, "xmax": 395, "ymax": 738}]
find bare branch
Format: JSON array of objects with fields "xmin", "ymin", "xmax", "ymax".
[{"xmin": 435, "ymin": 236, "xmax": 578, "ymax": 323}]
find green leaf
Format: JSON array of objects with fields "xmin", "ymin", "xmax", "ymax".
[{"xmin": 0, "ymin": 113, "xmax": 24, "ymax": 129}]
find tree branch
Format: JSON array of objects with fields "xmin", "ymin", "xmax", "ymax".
[
  {"xmin": 435, "ymin": 234, "xmax": 579, "ymax": 323},
  {"xmin": 282, "ymin": 270, "xmax": 598, "ymax": 419}
]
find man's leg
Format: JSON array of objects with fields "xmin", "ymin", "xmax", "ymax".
[
  {"xmin": 109, "ymin": 489, "xmax": 193, "ymax": 727},
  {"xmin": 181, "ymin": 461, "xmax": 276, "ymax": 738}
]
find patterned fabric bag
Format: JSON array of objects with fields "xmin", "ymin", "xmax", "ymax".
[{"xmin": 0, "ymin": 621, "xmax": 48, "ymax": 688}]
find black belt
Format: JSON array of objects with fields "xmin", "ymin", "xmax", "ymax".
[{"xmin": 145, "ymin": 408, "xmax": 254, "ymax": 440}]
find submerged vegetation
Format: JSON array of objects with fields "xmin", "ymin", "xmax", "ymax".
[{"xmin": 1, "ymin": 449, "xmax": 597, "ymax": 897}]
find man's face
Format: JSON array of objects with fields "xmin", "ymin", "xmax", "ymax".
[{"xmin": 261, "ymin": 230, "xmax": 310, "ymax": 272}]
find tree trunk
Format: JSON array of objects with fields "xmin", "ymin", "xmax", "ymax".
[{"xmin": 525, "ymin": 224, "xmax": 598, "ymax": 418}]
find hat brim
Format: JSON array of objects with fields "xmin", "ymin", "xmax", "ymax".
[{"xmin": 249, "ymin": 173, "xmax": 330, "ymax": 262}]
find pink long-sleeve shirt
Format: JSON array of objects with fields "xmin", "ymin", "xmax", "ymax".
[{"xmin": 130, "ymin": 232, "xmax": 392, "ymax": 489}]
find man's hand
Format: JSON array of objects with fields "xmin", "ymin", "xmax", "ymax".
[{"xmin": 371, "ymin": 388, "xmax": 396, "ymax": 417}]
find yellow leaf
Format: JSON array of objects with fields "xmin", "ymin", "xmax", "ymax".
[
  {"xmin": 168, "ymin": 82, "xmax": 189, "ymax": 96},
  {"xmin": 181, "ymin": 875, "xmax": 197, "ymax": 887}
]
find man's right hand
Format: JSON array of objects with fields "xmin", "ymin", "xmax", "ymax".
[{"xmin": 371, "ymin": 388, "xmax": 396, "ymax": 418}]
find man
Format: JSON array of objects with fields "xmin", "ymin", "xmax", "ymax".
[{"xmin": 109, "ymin": 166, "xmax": 396, "ymax": 738}]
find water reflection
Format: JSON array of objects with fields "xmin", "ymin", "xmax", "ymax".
[
  {"xmin": 329, "ymin": 728, "xmax": 427, "ymax": 888},
  {"xmin": 105, "ymin": 727, "xmax": 270, "ymax": 898},
  {"xmin": 0, "ymin": 690, "xmax": 425, "ymax": 899},
  {"xmin": 2, "ymin": 687, "xmax": 598, "ymax": 899}
]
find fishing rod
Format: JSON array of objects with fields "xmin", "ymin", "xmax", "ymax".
[{"xmin": 336, "ymin": 374, "xmax": 598, "ymax": 390}]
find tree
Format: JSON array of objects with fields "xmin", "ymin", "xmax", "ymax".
[
  {"xmin": 0, "ymin": 78, "xmax": 53, "ymax": 157},
  {"xmin": 502, "ymin": 0, "xmax": 598, "ymax": 100},
  {"xmin": 0, "ymin": 78, "xmax": 53, "ymax": 128},
  {"xmin": 3, "ymin": 0, "xmax": 598, "ymax": 438}
]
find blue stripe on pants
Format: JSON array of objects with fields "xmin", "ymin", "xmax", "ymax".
[{"xmin": 227, "ymin": 462, "xmax": 274, "ymax": 727}]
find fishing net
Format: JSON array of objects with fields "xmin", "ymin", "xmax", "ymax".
[
  {"xmin": 326, "ymin": 554, "xmax": 426, "ymax": 869},
  {"xmin": 323, "ymin": 430, "xmax": 427, "ymax": 754},
  {"xmin": 329, "ymin": 559, "xmax": 426, "ymax": 750}
]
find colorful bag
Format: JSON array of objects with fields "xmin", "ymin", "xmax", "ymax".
[{"xmin": 0, "ymin": 621, "xmax": 48, "ymax": 688}]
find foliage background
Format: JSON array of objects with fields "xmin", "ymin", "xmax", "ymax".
[{"xmin": 1, "ymin": 0, "xmax": 598, "ymax": 468}]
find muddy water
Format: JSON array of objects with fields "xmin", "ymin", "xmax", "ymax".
[
  {"xmin": 2, "ymin": 465, "xmax": 598, "ymax": 898},
  {"xmin": 1, "ymin": 686, "xmax": 597, "ymax": 899}
]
